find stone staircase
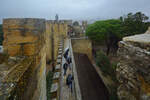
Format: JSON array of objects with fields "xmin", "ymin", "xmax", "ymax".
[{"xmin": 50, "ymin": 39, "xmax": 64, "ymax": 100}]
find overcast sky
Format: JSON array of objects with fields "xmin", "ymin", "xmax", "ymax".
[{"xmin": 0, "ymin": 0, "xmax": 150, "ymax": 23}]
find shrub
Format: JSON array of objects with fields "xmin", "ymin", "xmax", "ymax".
[
  {"xmin": 96, "ymin": 51, "xmax": 117, "ymax": 77},
  {"xmin": 96, "ymin": 51, "xmax": 119, "ymax": 99},
  {"xmin": 109, "ymin": 85, "xmax": 118, "ymax": 100},
  {"xmin": 96, "ymin": 51, "xmax": 111, "ymax": 75}
]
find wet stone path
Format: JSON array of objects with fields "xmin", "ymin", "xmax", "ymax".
[{"xmin": 60, "ymin": 38, "xmax": 75, "ymax": 100}]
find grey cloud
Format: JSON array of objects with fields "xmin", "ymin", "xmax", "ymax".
[{"xmin": 0, "ymin": 0, "xmax": 150, "ymax": 23}]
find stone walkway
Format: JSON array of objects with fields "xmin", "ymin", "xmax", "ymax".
[{"xmin": 60, "ymin": 38, "xmax": 75, "ymax": 100}]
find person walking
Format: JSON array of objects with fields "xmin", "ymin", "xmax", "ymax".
[
  {"xmin": 66, "ymin": 74, "xmax": 74, "ymax": 93},
  {"xmin": 64, "ymin": 48, "xmax": 69, "ymax": 60},
  {"xmin": 67, "ymin": 56, "xmax": 72, "ymax": 70},
  {"xmin": 63, "ymin": 62, "xmax": 68, "ymax": 76}
]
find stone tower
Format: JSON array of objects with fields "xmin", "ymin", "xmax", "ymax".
[{"xmin": 55, "ymin": 14, "xmax": 59, "ymax": 22}]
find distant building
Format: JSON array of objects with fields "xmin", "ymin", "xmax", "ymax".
[{"xmin": 55, "ymin": 14, "xmax": 59, "ymax": 22}]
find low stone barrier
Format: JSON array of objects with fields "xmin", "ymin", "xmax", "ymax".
[{"xmin": 69, "ymin": 39, "xmax": 82, "ymax": 100}]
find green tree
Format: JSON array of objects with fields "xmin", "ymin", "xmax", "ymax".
[
  {"xmin": 86, "ymin": 19, "xmax": 122, "ymax": 55},
  {"xmin": 120, "ymin": 12, "xmax": 149, "ymax": 36}
]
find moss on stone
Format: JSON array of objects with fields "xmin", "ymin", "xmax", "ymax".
[{"xmin": 46, "ymin": 71, "xmax": 53, "ymax": 100}]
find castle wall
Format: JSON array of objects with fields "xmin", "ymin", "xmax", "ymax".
[
  {"xmin": 46, "ymin": 21, "xmax": 52, "ymax": 62},
  {"xmin": 46, "ymin": 21, "xmax": 68, "ymax": 62},
  {"xmin": 0, "ymin": 18, "xmax": 47, "ymax": 100},
  {"xmin": 116, "ymin": 27, "xmax": 150, "ymax": 100},
  {"xmin": 71, "ymin": 38, "xmax": 92, "ymax": 61}
]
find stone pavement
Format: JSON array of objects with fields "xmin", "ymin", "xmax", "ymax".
[{"xmin": 60, "ymin": 38, "xmax": 75, "ymax": 100}]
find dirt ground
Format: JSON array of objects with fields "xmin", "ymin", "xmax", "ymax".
[{"xmin": 74, "ymin": 52, "xmax": 109, "ymax": 100}]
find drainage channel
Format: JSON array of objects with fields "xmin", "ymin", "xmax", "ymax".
[{"xmin": 74, "ymin": 52, "xmax": 109, "ymax": 100}]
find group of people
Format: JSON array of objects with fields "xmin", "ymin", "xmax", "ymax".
[{"xmin": 63, "ymin": 47, "xmax": 74, "ymax": 92}]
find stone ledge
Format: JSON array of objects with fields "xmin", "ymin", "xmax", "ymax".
[
  {"xmin": 122, "ymin": 32, "xmax": 150, "ymax": 51},
  {"xmin": 53, "ymin": 72, "xmax": 60, "ymax": 83},
  {"xmin": 59, "ymin": 45, "xmax": 63, "ymax": 48},
  {"xmin": 53, "ymin": 72, "xmax": 60, "ymax": 79},
  {"xmin": 56, "ymin": 59, "xmax": 61, "ymax": 64},
  {"xmin": 123, "ymin": 33, "xmax": 150, "ymax": 44},
  {"xmin": 50, "ymin": 83, "xmax": 58, "ymax": 98},
  {"xmin": 58, "ymin": 50, "xmax": 63, "ymax": 53},
  {"xmin": 57, "ymin": 55, "xmax": 62, "ymax": 59},
  {"xmin": 55, "ymin": 64, "xmax": 61, "ymax": 70},
  {"xmin": 58, "ymin": 51, "xmax": 63, "ymax": 55},
  {"xmin": 59, "ymin": 43, "xmax": 63, "ymax": 47},
  {"xmin": 2, "ymin": 57, "xmax": 33, "ymax": 83},
  {"xmin": 59, "ymin": 48, "xmax": 63, "ymax": 51}
]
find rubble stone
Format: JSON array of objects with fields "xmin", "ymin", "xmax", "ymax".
[{"xmin": 117, "ymin": 29, "xmax": 150, "ymax": 100}]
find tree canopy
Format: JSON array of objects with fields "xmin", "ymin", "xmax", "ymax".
[
  {"xmin": 86, "ymin": 12, "xmax": 150, "ymax": 55},
  {"xmin": 86, "ymin": 19, "xmax": 122, "ymax": 43},
  {"xmin": 120, "ymin": 12, "xmax": 149, "ymax": 36},
  {"xmin": 86, "ymin": 19, "xmax": 122, "ymax": 55}
]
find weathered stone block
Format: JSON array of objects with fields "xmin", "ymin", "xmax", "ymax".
[
  {"xmin": 7, "ymin": 45, "xmax": 21, "ymax": 56},
  {"xmin": 23, "ymin": 43, "xmax": 38, "ymax": 56},
  {"xmin": 50, "ymin": 83, "xmax": 58, "ymax": 98},
  {"xmin": 3, "ymin": 18, "xmax": 46, "ymax": 56},
  {"xmin": 55, "ymin": 64, "xmax": 61, "ymax": 71},
  {"xmin": 57, "ymin": 55, "xmax": 62, "ymax": 59},
  {"xmin": 56, "ymin": 59, "xmax": 61, "ymax": 64},
  {"xmin": 53, "ymin": 72, "xmax": 60, "ymax": 83},
  {"xmin": 58, "ymin": 48, "xmax": 62, "ymax": 51},
  {"xmin": 58, "ymin": 51, "xmax": 63, "ymax": 55}
]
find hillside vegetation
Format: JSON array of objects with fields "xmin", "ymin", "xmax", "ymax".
[{"xmin": 86, "ymin": 12, "xmax": 150, "ymax": 100}]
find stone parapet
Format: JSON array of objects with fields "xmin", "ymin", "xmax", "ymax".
[{"xmin": 70, "ymin": 39, "xmax": 82, "ymax": 100}]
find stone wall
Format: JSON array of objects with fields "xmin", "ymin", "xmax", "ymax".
[
  {"xmin": 46, "ymin": 20, "xmax": 68, "ymax": 62},
  {"xmin": 3, "ymin": 18, "xmax": 45, "ymax": 56},
  {"xmin": 71, "ymin": 38, "xmax": 92, "ymax": 61},
  {"xmin": 70, "ymin": 39, "xmax": 82, "ymax": 100},
  {"xmin": 0, "ymin": 18, "xmax": 47, "ymax": 100},
  {"xmin": 116, "ymin": 27, "xmax": 150, "ymax": 100},
  {"xmin": 46, "ymin": 21, "xmax": 52, "ymax": 62}
]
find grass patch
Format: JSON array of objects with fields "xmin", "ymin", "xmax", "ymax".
[{"xmin": 46, "ymin": 71, "xmax": 53, "ymax": 100}]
